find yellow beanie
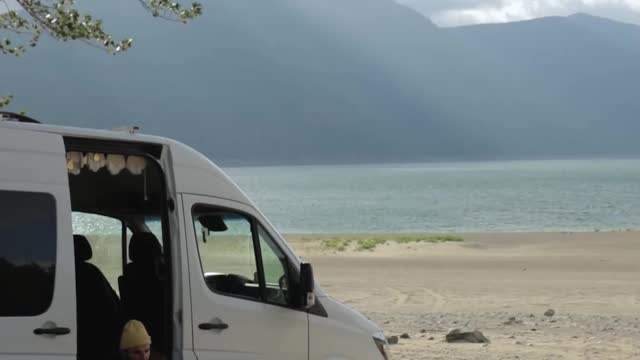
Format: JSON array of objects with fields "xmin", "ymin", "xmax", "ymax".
[{"xmin": 120, "ymin": 320, "xmax": 152, "ymax": 350}]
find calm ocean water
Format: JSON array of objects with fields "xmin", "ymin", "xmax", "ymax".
[{"xmin": 225, "ymin": 159, "xmax": 640, "ymax": 234}]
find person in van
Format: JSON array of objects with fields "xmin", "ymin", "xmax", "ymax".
[{"xmin": 119, "ymin": 320, "xmax": 164, "ymax": 360}]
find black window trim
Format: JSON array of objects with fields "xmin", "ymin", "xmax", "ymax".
[
  {"xmin": 250, "ymin": 217, "xmax": 267, "ymax": 302},
  {"xmin": 190, "ymin": 203, "xmax": 302, "ymax": 310}
]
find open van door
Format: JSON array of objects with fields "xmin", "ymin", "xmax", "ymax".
[{"xmin": 0, "ymin": 127, "xmax": 77, "ymax": 359}]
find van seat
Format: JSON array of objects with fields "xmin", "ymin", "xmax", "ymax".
[
  {"xmin": 73, "ymin": 234, "xmax": 122, "ymax": 359},
  {"xmin": 119, "ymin": 232, "xmax": 166, "ymax": 352}
]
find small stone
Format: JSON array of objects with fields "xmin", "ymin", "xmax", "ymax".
[
  {"xmin": 428, "ymin": 336, "xmax": 435, "ymax": 341},
  {"xmin": 387, "ymin": 335, "xmax": 399, "ymax": 345},
  {"xmin": 420, "ymin": 329, "xmax": 426, "ymax": 333},
  {"xmin": 400, "ymin": 333, "xmax": 410, "ymax": 339},
  {"xmin": 503, "ymin": 316, "xmax": 523, "ymax": 325},
  {"xmin": 508, "ymin": 335, "xmax": 516, "ymax": 339},
  {"xmin": 531, "ymin": 328, "xmax": 537, "ymax": 332},
  {"xmin": 544, "ymin": 309, "xmax": 556, "ymax": 317},
  {"xmin": 447, "ymin": 328, "xmax": 461, "ymax": 335},
  {"xmin": 446, "ymin": 329, "xmax": 490, "ymax": 343},
  {"xmin": 529, "ymin": 314, "xmax": 535, "ymax": 318},
  {"xmin": 515, "ymin": 340, "xmax": 524, "ymax": 345}
]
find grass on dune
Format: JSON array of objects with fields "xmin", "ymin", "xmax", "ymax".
[
  {"xmin": 356, "ymin": 237, "xmax": 387, "ymax": 251},
  {"xmin": 394, "ymin": 234, "xmax": 463, "ymax": 244},
  {"xmin": 320, "ymin": 234, "xmax": 463, "ymax": 252},
  {"xmin": 321, "ymin": 237, "xmax": 353, "ymax": 252}
]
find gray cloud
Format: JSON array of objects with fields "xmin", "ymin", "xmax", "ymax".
[{"xmin": 396, "ymin": 0, "xmax": 640, "ymax": 27}]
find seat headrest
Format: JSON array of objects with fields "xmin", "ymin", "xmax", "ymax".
[
  {"xmin": 73, "ymin": 234, "xmax": 92, "ymax": 262},
  {"xmin": 129, "ymin": 232, "xmax": 162, "ymax": 263}
]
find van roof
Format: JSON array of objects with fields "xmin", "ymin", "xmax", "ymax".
[
  {"xmin": 0, "ymin": 120, "xmax": 255, "ymax": 207},
  {"xmin": 0, "ymin": 119, "xmax": 172, "ymax": 145}
]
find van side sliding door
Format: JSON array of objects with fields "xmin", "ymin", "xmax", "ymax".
[{"xmin": 0, "ymin": 128, "xmax": 77, "ymax": 359}]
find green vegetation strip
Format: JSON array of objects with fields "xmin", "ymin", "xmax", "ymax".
[{"xmin": 320, "ymin": 234, "xmax": 463, "ymax": 252}]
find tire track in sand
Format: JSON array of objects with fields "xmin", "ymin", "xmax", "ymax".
[{"xmin": 386, "ymin": 286, "xmax": 446, "ymax": 311}]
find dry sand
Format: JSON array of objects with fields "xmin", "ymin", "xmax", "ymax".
[{"xmin": 286, "ymin": 232, "xmax": 640, "ymax": 359}]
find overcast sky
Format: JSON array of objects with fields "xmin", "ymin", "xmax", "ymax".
[
  {"xmin": 3, "ymin": 0, "xmax": 640, "ymax": 28},
  {"xmin": 396, "ymin": 0, "xmax": 640, "ymax": 27}
]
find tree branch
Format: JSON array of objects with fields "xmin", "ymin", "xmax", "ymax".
[
  {"xmin": 1, "ymin": 0, "xmax": 202, "ymax": 57},
  {"xmin": 1, "ymin": 0, "xmax": 202, "ymax": 108},
  {"xmin": 138, "ymin": 0, "xmax": 202, "ymax": 23},
  {"xmin": 0, "ymin": 95, "xmax": 13, "ymax": 109}
]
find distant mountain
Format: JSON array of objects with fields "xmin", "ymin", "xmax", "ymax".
[{"xmin": 2, "ymin": 1, "xmax": 640, "ymax": 165}]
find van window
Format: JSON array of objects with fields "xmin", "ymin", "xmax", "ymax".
[
  {"xmin": 193, "ymin": 209, "xmax": 261, "ymax": 301},
  {"xmin": 192, "ymin": 206, "xmax": 293, "ymax": 306},
  {"xmin": 72, "ymin": 212, "xmax": 123, "ymax": 291},
  {"xmin": 0, "ymin": 190, "xmax": 56, "ymax": 317},
  {"xmin": 258, "ymin": 225, "xmax": 289, "ymax": 306}
]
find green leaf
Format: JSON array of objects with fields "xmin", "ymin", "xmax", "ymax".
[{"xmin": 0, "ymin": 95, "xmax": 14, "ymax": 109}]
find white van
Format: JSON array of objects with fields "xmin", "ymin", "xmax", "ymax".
[{"xmin": 0, "ymin": 113, "xmax": 389, "ymax": 360}]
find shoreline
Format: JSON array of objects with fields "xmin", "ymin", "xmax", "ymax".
[
  {"xmin": 284, "ymin": 229, "xmax": 640, "ymax": 238},
  {"xmin": 224, "ymin": 156, "xmax": 640, "ymax": 169}
]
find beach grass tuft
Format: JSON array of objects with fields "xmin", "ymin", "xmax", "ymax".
[
  {"xmin": 394, "ymin": 234, "xmax": 464, "ymax": 244},
  {"xmin": 356, "ymin": 237, "xmax": 387, "ymax": 251},
  {"xmin": 321, "ymin": 237, "xmax": 353, "ymax": 252},
  {"xmin": 319, "ymin": 234, "xmax": 463, "ymax": 252}
]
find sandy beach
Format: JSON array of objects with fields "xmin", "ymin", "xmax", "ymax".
[{"xmin": 285, "ymin": 232, "xmax": 640, "ymax": 359}]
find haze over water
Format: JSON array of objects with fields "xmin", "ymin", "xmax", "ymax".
[{"xmin": 227, "ymin": 159, "xmax": 640, "ymax": 234}]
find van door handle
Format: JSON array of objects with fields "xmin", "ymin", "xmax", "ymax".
[
  {"xmin": 198, "ymin": 322, "xmax": 229, "ymax": 330},
  {"xmin": 34, "ymin": 327, "xmax": 71, "ymax": 336}
]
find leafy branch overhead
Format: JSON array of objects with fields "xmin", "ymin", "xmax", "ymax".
[
  {"xmin": 0, "ymin": 0, "xmax": 202, "ymax": 107},
  {"xmin": 0, "ymin": 95, "xmax": 12, "ymax": 107}
]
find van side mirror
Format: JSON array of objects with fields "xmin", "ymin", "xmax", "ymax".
[{"xmin": 299, "ymin": 263, "xmax": 315, "ymax": 309}]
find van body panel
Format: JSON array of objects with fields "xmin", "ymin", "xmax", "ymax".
[
  {"xmin": 309, "ymin": 297, "xmax": 384, "ymax": 360},
  {"xmin": 0, "ymin": 122, "xmax": 169, "ymax": 146},
  {"xmin": 175, "ymin": 194, "xmax": 195, "ymax": 358},
  {"xmin": 159, "ymin": 146, "xmax": 190, "ymax": 360},
  {"xmin": 182, "ymin": 194, "xmax": 309, "ymax": 360},
  {"xmin": 0, "ymin": 129, "xmax": 76, "ymax": 359},
  {"xmin": 0, "ymin": 129, "xmax": 69, "ymax": 186},
  {"xmin": 168, "ymin": 140, "xmax": 253, "ymax": 205}
]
